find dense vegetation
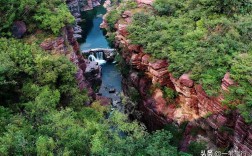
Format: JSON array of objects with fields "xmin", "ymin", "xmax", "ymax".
[
  {"xmin": 107, "ymin": 0, "xmax": 252, "ymax": 123},
  {"xmin": 0, "ymin": 0, "xmax": 74, "ymax": 36},
  {"xmin": 0, "ymin": 0, "xmax": 192, "ymax": 155},
  {"xmin": 0, "ymin": 38, "xmax": 188, "ymax": 156}
]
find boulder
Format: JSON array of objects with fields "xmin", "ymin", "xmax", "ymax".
[
  {"xmin": 118, "ymin": 24, "xmax": 128, "ymax": 36},
  {"xmin": 103, "ymin": 50, "xmax": 116, "ymax": 61},
  {"xmin": 128, "ymin": 44, "xmax": 140, "ymax": 52},
  {"xmin": 139, "ymin": 77, "xmax": 151, "ymax": 96},
  {"xmin": 109, "ymin": 88, "xmax": 116, "ymax": 93},
  {"xmin": 96, "ymin": 95, "xmax": 112, "ymax": 106},
  {"xmin": 149, "ymin": 67, "xmax": 168, "ymax": 78},
  {"xmin": 84, "ymin": 61, "xmax": 102, "ymax": 89},
  {"xmin": 149, "ymin": 60, "xmax": 168, "ymax": 70},
  {"xmin": 179, "ymin": 74, "xmax": 194, "ymax": 88},
  {"xmin": 141, "ymin": 54, "xmax": 150, "ymax": 65},
  {"xmin": 40, "ymin": 37, "xmax": 65, "ymax": 52},
  {"xmin": 83, "ymin": 0, "xmax": 101, "ymax": 11},
  {"xmin": 122, "ymin": 11, "xmax": 132, "ymax": 18},
  {"xmin": 221, "ymin": 72, "xmax": 235, "ymax": 91},
  {"xmin": 139, "ymin": 98, "xmax": 170, "ymax": 131},
  {"xmin": 130, "ymin": 72, "xmax": 140, "ymax": 87},
  {"xmin": 12, "ymin": 21, "xmax": 26, "ymax": 38},
  {"xmin": 131, "ymin": 53, "xmax": 143, "ymax": 65},
  {"xmin": 136, "ymin": 0, "xmax": 153, "ymax": 5}
]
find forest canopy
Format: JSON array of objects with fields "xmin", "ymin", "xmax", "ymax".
[
  {"xmin": 0, "ymin": 0, "xmax": 74, "ymax": 36},
  {"xmin": 0, "ymin": 37, "xmax": 187, "ymax": 156}
]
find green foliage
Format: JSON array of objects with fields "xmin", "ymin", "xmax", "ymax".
[
  {"xmin": 228, "ymin": 52, "xmax": 252, "ymax": 123},
  {"xmin": 203, "ymin": 112, "xmax": 213, "ymax": 118},
  {"xmin": 128, "ymin": 87, "xmax": 140, "ymax": 103},
  {"xmin": 123, "ymin": 0, "xmax": 138, "ymax": 10},
  {"xmin": 0, "ymin": 38, "xmax": 187, "ymax": 155},
  {"xmin": 127, "ymin": 0, "xmax": 252, "ymax": 97},
  {"xmin": 193, "ymin": 0, "xmax": 252, "ymax": 15},
  {"xmin": 163, "ymin": 87, "xmax": 177, "ymax": 100},
  {"xmin": 164, "ymin": 122, "xmax": 188, "ymax": 147},
  {"xmin": 0, "ymin": 38, "xmax": 88, "ymax": 110},
  {"xmin": 188, "ymin": 141, "xmax": 207, "ymax": 156},
  {"xmin": 0, "ymin": 113, "xmax": 35, "ymax": 155},
  {"xmin": 0, "ymin": 0, "xmax": 36, "ymax": 36},
  {"xmin": 34, "ymin": 2, "xmax": 74, "ymax": 34},
  {"xmin": 36, "ymin": 136, "xmax": 55, "ymax": 156},
  {"xmin": 106, "ymin": 9, "xmax": 121, "ymax": 30},
  {"xmin": 115, "ymin": 52, "xmax": 131, "ymax": 76},
  {"xmin": 219, "ymin": 126, "xmax": 234, "ymax": 135},
  {"xmin": 107, "ymin": 32, "xmax": 116, "ymax": 47},
  {"xmin": 153, "ymin": 0, "xmax": 184, "ymax": 16},
  {"xmin": 0, "ymin": 0, "xmax": 74, "ymax": 36},
  {"xmin": 117, "ymin": 0, "xmax": 252, "ymax": 122}
]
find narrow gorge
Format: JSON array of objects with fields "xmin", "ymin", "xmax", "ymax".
[
  {"xmin": 68, "ymin": 0, "xmax": 252, "ymax": 153},
  {"xmin": 0, "ymin": 0, "xmax": 251, "ymax": 155},
  {"xmin": 101, "ymin": 0, "xmax": 252, "ymax": 154}
]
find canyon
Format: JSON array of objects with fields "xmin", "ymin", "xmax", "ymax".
[
  {"xmin": 40, "ymin": 1, "xmax": 122, "ymax": 107},
  {"xmin": 2, "ymin": 0, "xmax": 251, "ymax": 154},
  {"xmin": 36, "ymin": 0, "xmax": 252, "ymax": 153},
  {"xmin": 102, "ymin": 0, "xmax": 252, "ymax": 153},
  {"xmin": 40, "ymin": 26, "xmax": 111, "ymax": 106}
]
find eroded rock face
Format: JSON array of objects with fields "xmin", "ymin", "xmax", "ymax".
[
  {"xmin": 40, "ymin": 37, "xmax": 65, "ymax": 52},
  {"xmin": 12, "ymin": 21, "xmax": 27, "ymax": 38},
  {"xmin": 40, "ymin": 26, "xmax": 103, "ymax": 104},
  {"xmin": 83, "ymin": 0, "xmax": 101, "ymax": 11},
  {"xmin": 222, "ymin": 72, "xmax": 235, "ymax": 91},
  {"xmin": 96, "ymin": 95, "xmax": 112, "ymax": 106},
  {"xmin": 84, "ymin": 60, "xmax": 102, "ymax": 88},
  {"xmin": 180, "ymin": 112, "xmax": 252, "ymax": 154},
  {"xmin": 179, "ymin": 74, "xmax": 194, "ymax": 88},
  {"xmin": 136, "ymin": 0, "xmax": 154, "ymax": 5},
  {"xmin": 104, "ymin": 2, "xmax": 252, "ymax": 152},
  {"xmin": 110, "ymin": 3, "xmax": 239, "ymax": 124}
]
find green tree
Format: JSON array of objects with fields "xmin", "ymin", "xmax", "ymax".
[
  {"xmin": 0, "ymin": 38, "xmax": 189, "ymax": 155},
  {"xmin": 188, "ymin": 141, "xmax": 207, "ymax": 156},
  {"xmin": 34, "ymin": 2, "xmax": 74, "ymax": 34},
  {"xmin": 0, "ymin": 0, "xmax": 74, "ymax": 36},
  {"xmin": 153, "ymin": 0, "xmax": 184, "ymax": 16}
]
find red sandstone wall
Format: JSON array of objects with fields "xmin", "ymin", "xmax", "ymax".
[
  {"xmin": 40, "ymin": 26, "xmax": 99, "ymax": 104},
  {"xmin": 105, "ymin": 2, "xmax": 252, "ymax": 152}
]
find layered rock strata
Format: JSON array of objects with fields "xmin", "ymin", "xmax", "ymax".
[
  {"xmin": 67, "ymin": 0, "xmax": 101, "ymax": 12},
  {"xmin": 104, "ymin": 1, "xmax": 252, "ymax": 153},
  {"xmin": 40, "ymin": 26, "xmax": 104, "ymax": 105},
  {"xmin": 83, "ymin": 0, "xmax": 101, "ymax": 11}
]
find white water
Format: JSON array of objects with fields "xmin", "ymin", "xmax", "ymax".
[{"xmin": 88, "ymin": 52, "xmax": 106, "ymax": 65}]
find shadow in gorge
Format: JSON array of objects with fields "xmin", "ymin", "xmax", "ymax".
[
  {"xmin": 78, "ymin": 4, "xmax": 108, "ymax": 49},
  {"xmin": 78, "ymin": 3, "xmax": 122, "ymax": 110}
]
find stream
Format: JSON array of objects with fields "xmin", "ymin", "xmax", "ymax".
[{"xmin": 78, "ymin": 5, "xmax": 123, "ymax": 109}]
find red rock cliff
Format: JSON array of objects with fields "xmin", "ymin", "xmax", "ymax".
[
  {"xmin": 40, "ymin": 26, "xmax": 104, "ymax": 105},
  {"xmin": 104, "ymin": 1, "xmax": 252, "ymax": 153}
]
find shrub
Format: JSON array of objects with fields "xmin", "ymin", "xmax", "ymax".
[
  {"xmin": 153, "ymin": 0, "xmax": 184, "ymax": 16},
  {"xmin": 0, "ymin": 0, "xmax": 74, "ymax": 36},
  {"xmin": 106, "ymin": 9, "xmax": 120, "ymax": 30},
  {"xmin": 188, "ymin": 141, "xmax": 207, "ymax": 156},
  {"xmin": 163, "ymin": 87, "xmax": 177, "ymax": 99}
]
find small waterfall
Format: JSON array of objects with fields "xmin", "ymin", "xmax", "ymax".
[
  {"xmin": 96, "ymin": 51, "xmax": 104, "ymax": 60},
  {"xmin": 88, "ymin": 54, "xmax": 96, "ymax": 62},
  {"xmin": 88, "ymin": 52, "xmax": 106, "ymax": 65}
]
